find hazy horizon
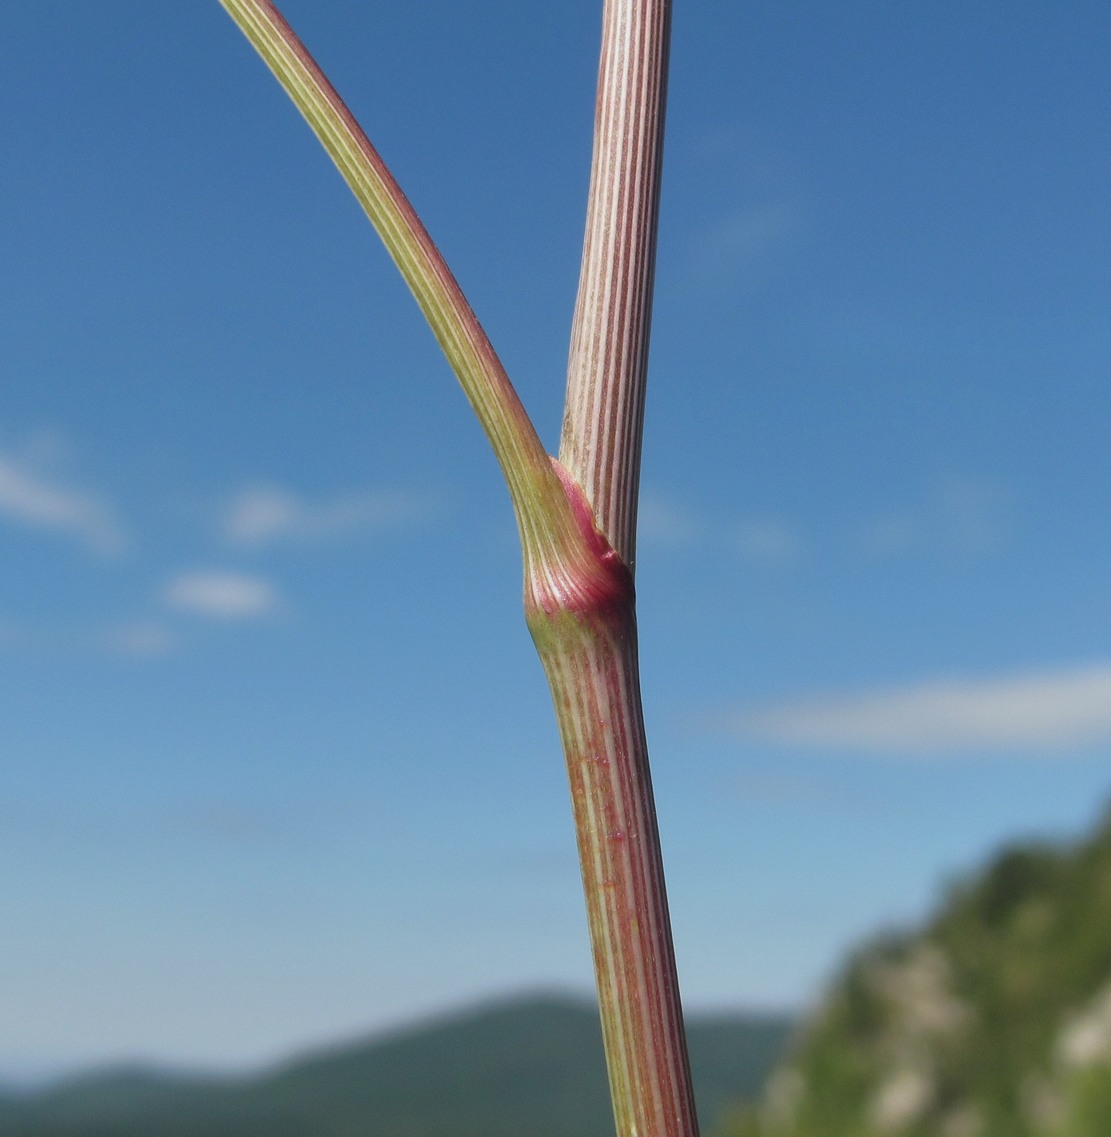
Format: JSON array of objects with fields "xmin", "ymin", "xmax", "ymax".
[{"xmin": 0, "ymin": 986, "xmax": 800, "ymax": 1091}]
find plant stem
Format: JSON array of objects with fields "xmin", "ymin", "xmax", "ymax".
[
  {"xmin": 218, "ymin": 0, "xmax": 584, "ymax": 574},
  {"xmin": 526, "ymin": 466, "xmax": 700, "ymax": 1137},
  {"xmin": 562, "ymin": 0, "xmax": 671, "ymax": 572},
  {"xmin": 541, "ymin": 3, "xmax": 699, "ymax": 1135},
  {"xmin": 219, "ymin": 3, "xmax": 697, "ymax": 1133}
]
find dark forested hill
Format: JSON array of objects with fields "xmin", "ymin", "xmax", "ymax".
[
  {"xmin": 0, "ymin": 994, "xmax": 792, "ymax": 1137},
  {"xmin": 718, "ymin": 805, "xmax": 1111, "ymax": 1137}
]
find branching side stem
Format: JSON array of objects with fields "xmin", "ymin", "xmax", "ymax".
[{"xmin": 219, "ymin": 0, "xmax": 586, "ymax": 581}]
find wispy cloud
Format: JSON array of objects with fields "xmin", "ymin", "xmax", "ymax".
[
  {"xmin": 102, "ymin": 621, "xmax": 176, "ymax": 658},
  {"xmin": 223, "ymin": 484, "xmax": 430, "ymax": 548},
  {"xmin": 176, "ymin": 800, "xmax": 307, "ymax": 847},
  {"xmin": 858, "ymin": 478, "xmax": 1010, "ymax": 559},
  {"xmin": 0, "ymin": 451, "xmax": 125, "ymax": 554},
  {"xmin": 644, "ymin": 478, "xmax": 1006, "ymax": 568},
  {"xmin": 730, "ymin": 770, "xmax": 842, "ymax": 805},
  {"xmin": 164, "ymin": 571, "xmax": 280, "ymax": 620},
  {"xmin": 690, "ymin": 200, "xmax": 801, "ymax": 285},
  {"xmin": 726, "ymin": 664, "xmax": 1111, "ymax": 754},
  {"xmin": 734, "ymin": 518, "xmax": 803, "ymax": 566},
  {"xmin": 0, "ymin": 617, "xmax": 171, "ymax": 658},
  {"xmin": 638, "ymin": 492, "xmax": 804, "ymax": 568},
  {"xmin": 637, "ymin": 493, "xmax": 701, "ymax": 548}
]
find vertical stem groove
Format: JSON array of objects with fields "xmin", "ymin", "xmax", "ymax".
[
  {"xmin": 530, "ymin": 591, "xmax": 699, "ymax": 1137},
  {"xmin": 553, "ymin": 1, "xmax": 695, "ymax": 1133},
  {"xmin": 529, "ymin": 468, "xmax": 699, "ymax": 1137},
  {"xmin": 561, "ymin": 0, "xmax": 671, "ymax": 574}
]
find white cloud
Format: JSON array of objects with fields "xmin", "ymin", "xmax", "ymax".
[
  {"xmin": 177, "ymin": 801, "xmax": 303, "ymax": 846},
  {"xmin": 637, "ymin": 496, "xmax": 803, "ymax": 565},
  {"xmin": 730, "ymin": 770, "xmax": 839, "ymax": 805},
  {"xmin": 223, "ymin": 484, "xmax": 428, "ymax": 547},
  {"xmin": 637, "ymin": 494, "xmax": 700, "ymax": 548},
  {"xmin": 164, "ymin": 571, "xmax": 279, "ymax": 620},
  {"xmin": 859, "ymin": 478, "xmax": 1009, "ymax": 559},
  {"xmin": 734, "ymin": 518, "xmax": 802, "ymax": 565},
  {"xmin": 692, "ymin": 201, "xmax": 801, "ymax": 284},
  {"xmin": 0, "ymin": 452, "xmax": 124, "ymax": 554},
  {"xmin": 731, "ymin": 664, "xmax": 1111, "ymax": 754},
  {"xmin": 103, "ymin": 621, "xmax": 175, "ymax": 657}
]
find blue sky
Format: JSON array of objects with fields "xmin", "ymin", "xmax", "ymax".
[{"xmin": 4, "ymin": 2, "xmax": 1111, "ymax": 1081}]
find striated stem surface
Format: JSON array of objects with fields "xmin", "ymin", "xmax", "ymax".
[
  {"xmin": 221, "ymin": 3, "xmax": 694, "ymax": 1133},
  {"xmin": 555, "ymin": 1, "xmax": 696, "ymax": 1134},
  {"xmin": 219, "ymin": 0, "xmax": 584, "ymax": 579},
  {"xmin": 529, "ymin": 465, "xmax": 699, "ymax": 1137},
  {"xmin": 561, "ymin": 0, "xmax": 671, "ymax": 574}
]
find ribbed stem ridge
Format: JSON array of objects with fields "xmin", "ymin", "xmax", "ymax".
[
  {"xmin": 222, "ymin": 3, "xmax": 695, "ymax": 1133},
  {"xmin": 528, "ymin": 467, "xmax": 699, "ymax": 1137},
  {"xmin": 561, "ymin": 0, "xmax": 671, "ymax": 574},
  {"xmin": 549, "ymin": 634, "xmax": 697, "ymax": 1137}
]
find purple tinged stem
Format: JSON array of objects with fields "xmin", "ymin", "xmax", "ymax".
[
  {"xmin": 527, "ymin": 464, "xmax": 699, "ymax": 1137},
  {"xmin": 220, "ymin": 2, "xmax": 696, "ymax": 1133},
  {"xmin": 551, "ymin": 0, "xmax": 700, "ymax": 1133},
  {"xmin": 562, "ymin": 0, "xmax": 671, "ymax": 576}
]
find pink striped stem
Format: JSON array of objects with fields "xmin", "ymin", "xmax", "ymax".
[
  {"xmin": 561, "ymin": 0, "xmax": 671, "ymax": 575},
  {"xmin": 527, "ymin": 464, "xmax": 699, "ymax": 1137},
  {"xmin": 221, "ymin": 2, "xmax": 695, "ymax": 1132},
  {"xmin": 554, "ymin": 1, "xmax": 698, "ymax": 1133}
]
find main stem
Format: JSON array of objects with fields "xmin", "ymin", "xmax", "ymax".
[
  {"xmin": 561, "ymin": 0, "xmax": 671, "ymax": 571},
  {"xmin": 542, "ymin": 1, "xmax": 698, "ymax": 1134},
  {"xmin": 527, "ymin": 466, "xmax": 699, "ymax": 1137}
]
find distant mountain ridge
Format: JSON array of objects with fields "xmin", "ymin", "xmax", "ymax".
[{"xmin": 0, "ymin": 993, "xmax": 793, "ymax": 1137}]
